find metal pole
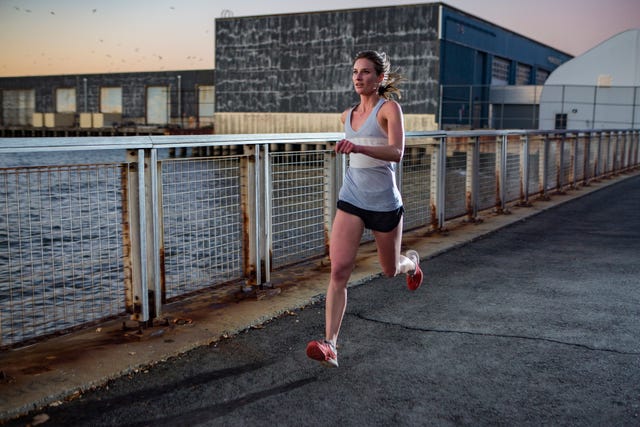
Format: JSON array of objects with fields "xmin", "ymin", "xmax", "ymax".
[
  {"xmin": 83, "ymin": 78, "xmax": 88, "ymax": 112},
  {"xmin": 468, "ymin": 85, "xmax": 473, "ymax": 129},
  {"xmin": 542, "ymin": 136, "xmax": 549, "ymax": 197},
  {"xmin": 591, "ymin": 86, "xmax": 598, "ymax": 129},
  {"xmin": 263, "ymin": 144, "xmax": 272, "ymax": 287},
  {"xmin": 177, "ymin": 75, "xmax": 182, "ymax": 128},
  {"xmin": 150, "ymin": 148, "xmax": 162, "ymax": 318},
  {"xmin": 472, "ymin": 136, "xmax": 480, "ymax": 218},
  {"xmin": 522, "ymin": 134, "xmax": 529, "ymax": 203},
  {"xmin": 631, "ymin": 87, "xmax": 637, "ymax": 129},
  {"xmin": 500, "ymin": 134, "xmax": 508, "ymax": 211},
  {"xmin": 137, "ymin": 149, "xmax": 150, "ymax": 322},
  {"xmin": 438, "ymin": 85, "xmax": 443, "ymax": 130},
  {"xmin": 254, "ymin": 144, "xmax": 262, "ymax": 288},
  {"xmin": 437, "ymin": 137, "xmax": 447, "ymax": 228}
]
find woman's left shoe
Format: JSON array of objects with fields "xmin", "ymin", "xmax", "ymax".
[{"xmin": 406, "ymin": 249, "xmax": 423, "ymax": 291}]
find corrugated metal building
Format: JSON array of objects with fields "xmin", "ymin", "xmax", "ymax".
[
  {"xmin": 539, "ymin": 29, "xmax": 640, "ymax": 130},
  {"xmin": 214, "ymin": 2, "xmax": 572, "ymax": 132}
]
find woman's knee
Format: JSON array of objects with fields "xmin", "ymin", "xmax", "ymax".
[{"xmin": 330, "ymin": 260, "xmax": 354, "ymax": 283}]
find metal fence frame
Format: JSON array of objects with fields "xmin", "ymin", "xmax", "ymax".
[{"xmin": 1, "ymin": 129, "xmax": 638, "ymax": 347}]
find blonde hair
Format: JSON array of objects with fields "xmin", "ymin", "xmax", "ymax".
[{"xmin": 354, "ymin": 50, "xmax": 404, "ymax": 100}]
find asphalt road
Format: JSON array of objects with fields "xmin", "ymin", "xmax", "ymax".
[{"xmin": 6, "ymin": 175, "xmax": 640, "ymax": 427}]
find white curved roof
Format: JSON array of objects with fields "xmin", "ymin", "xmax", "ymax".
[{"xmin": 545, "ymin": 29, "xmax": 640, "ymax": 86}]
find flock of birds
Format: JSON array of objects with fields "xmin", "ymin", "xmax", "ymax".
[{"xmin": 3, "ymin": 4, "xmax": 224, "ymax": 75}]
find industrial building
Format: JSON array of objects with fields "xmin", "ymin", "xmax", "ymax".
[
  {"xmin": 539, "ymin": 29, "xmax": 640, "ymax": 130},
  {"xmin": 0, "ymin": 69, "xmax": 214, "ymax": 136},
  {"xmin": 0, "ymin": 2, "xmax": 575, "ymax": 135},
  {"xmin": 213, "ymin": 2, "xmax": 572, "ymax": 133}
]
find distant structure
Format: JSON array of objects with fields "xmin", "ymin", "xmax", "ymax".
[
  {"xmin": 0, "ymin": 70, "xmax": 214, "ymax": 136},
  {"xmin": 214, "ymin": 2, "xmax": 572, "ymax": 133},
  {"xmin": 0, "ymin": 3, "xmax": 576, "ymax": 136},
  {"xmin": 538, "ymin": 29, "xmax": 640, "ymax": 130}
]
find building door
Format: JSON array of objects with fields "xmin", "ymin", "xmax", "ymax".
[
  {"xmin": 147, "ymin": 86, "xmax": 169, "ymax": 125},
  {"xmin": 2, "ymin": 89, "xmax": 35, "ymax": 125},
  {"xmin": 198, "ymin": 85, "xmax": 214, "ymax": 127}
]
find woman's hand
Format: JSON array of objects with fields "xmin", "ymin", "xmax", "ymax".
[{"xmin": 335, "ymin": 139, "xmax": 360, "ymax": 154}]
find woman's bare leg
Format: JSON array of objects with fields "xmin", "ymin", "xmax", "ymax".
[
  {"xmin": 373, "ymin": 219, "xmax": 416, "ymax": 277},
  {"xmin": 325, "ymin": 210, "xmax": 364, "ymax": 345}
]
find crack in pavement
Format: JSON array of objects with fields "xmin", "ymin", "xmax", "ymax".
[{"xmin": 350, "ymin": 312, "xmax": 640, "ymax": 356}]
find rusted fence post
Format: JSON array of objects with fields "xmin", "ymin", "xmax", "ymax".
[
  {"xmin": 123, "ymin": 149, "xmax": 159, "ymax": 324},
  {"xmin": 519, "ymin": 133, "xmax": 530, "ymax": 205},
  {"xmin": 495, "ymin": 133, "xmax": 508, "ymax": 213},
  {"xmin": 240, "ymin": 144, "xmax": 261, "ymax": 289},
  {"xmin": 465, "ymin": 136, "xmax": 480, "ymax": 221},
  {"xmin": 431, "ymin": 137, "xmax": 446, "ymax": 229}
]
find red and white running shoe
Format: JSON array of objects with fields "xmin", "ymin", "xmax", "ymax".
[
  {"xmin": 306, "ymin": 339, "xmax": 338, "ymax": 368},
  {"xmin": 406, "ymin": 250, "xmax": 423, "ymax": 291}
]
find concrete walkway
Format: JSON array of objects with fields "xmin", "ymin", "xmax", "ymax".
[{"xmin": 2, "ymin": 172, "xmax": 640, "ymax": 425}]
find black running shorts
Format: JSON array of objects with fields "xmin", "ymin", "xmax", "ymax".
[{"xmin": 337, "ymin": 200, "xmax": 404, "ymax": 232}]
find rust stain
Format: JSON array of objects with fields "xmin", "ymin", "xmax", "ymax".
[
  {"xmin": 465, "ymin": 190, "xmax": 473, "ymax": 220},
  {"xmin": 20, "ymin": 365, "xmax": 52, "ymax": 375},
  {"xmin": 120, "ymin": 163, "xmax": 134, "ymax": 314},
  {"xmin": 159, "ymin": 246, "xmax": 167, "ymax": 304},
  {"xmin": 430, "ymin": 202, "xmax": 438, "ymax": 230},
  {"xmin": 495, "ymin": 169, "xmax": 503, "ymax": 213}
]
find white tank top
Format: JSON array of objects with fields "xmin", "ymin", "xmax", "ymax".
[{"xmin": 339, "ymin": 99, "xmax": 402, "ymax": 212}]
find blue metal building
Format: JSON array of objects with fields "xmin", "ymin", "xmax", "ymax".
[{"xmin": 214, "ymin": 2, "xmax": 573, "ymax": 130}]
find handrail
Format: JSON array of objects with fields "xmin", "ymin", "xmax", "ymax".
[{"xmin": 1, "ymin": 128, "xmax": 638, "ymax": 348}]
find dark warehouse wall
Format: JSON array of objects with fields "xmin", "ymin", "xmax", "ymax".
[{"xmin": 215, "ymin": 4, "xmax": 441, "ymax": 115}]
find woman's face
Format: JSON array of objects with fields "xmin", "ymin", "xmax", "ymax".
[{"xmin": 352, "ymin": 58, "xmax": 383, "ymax": 96}]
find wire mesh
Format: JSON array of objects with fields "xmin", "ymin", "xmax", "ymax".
[
  {"xmin": 575, "ymin": 139, "xmax": 586, "ymax": 183},
  {"xmin": 477, "ymin": 140, "xmax": 497, "ymax": 211},
  {"xmin": 402, "ymin": 145, "xmax": 432, "ymax": 230},
  {"xmin": 527, "ymin": 136, "xmax": 544, "ymax": 195},
  {"xmin": 270, "ymin": 150, "xmax": 328, "ymax": 268},
  {"xmin": 560, "ymin": 139, "xmax": 573, "ymax": 188},
  {"xmin": 0, "ymin": 164, "xmax": 126, "ymax": 347},
  {"xmin": 546, "ymin": 139, "xmax": 559, "ymax": 191},
  {"xmin": 504, "ymin": 137, "xmax": 522, "ymax": 203},
  {"xmin": 444, "ymin": 144, "xmax": 468, "ymax": 220},
  {"xmin": 160, "ymin": 156, "xmax": 244, "ymax": 299}
]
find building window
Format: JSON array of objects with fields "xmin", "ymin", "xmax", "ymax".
[
  {"xmin": 491, "ymin": 57, "xmax": 510, "ymax": 86},
  {"xmin": 516, "ymin": 63, "xmax": 532, "ymax": 85},
  {"xmin": 100, "ymin": 87, "xmax": 122, "ymax": 113},
  {"xmin": 2, "ymin": 89, "xmax": 35, "ymax": 125},
  {"xmin": 535, "ymin": 69, "xmax": 550, "ymax": 85},
  {"xmin": 555, "ymin": 113, "xmax": 567, "ymax": 130},
  {"xmin": 56, "ymin": 88, "xmax": 76, "ymax": 113}
]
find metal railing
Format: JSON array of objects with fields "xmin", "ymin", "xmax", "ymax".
[{"xmin": 1, "ymin": 129, "xmax": 638, "ymax": 348}]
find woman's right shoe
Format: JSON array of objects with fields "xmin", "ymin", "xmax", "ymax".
[{"xmin": 306, "ymin": 339, "xmax": 339, "ymax": 367}]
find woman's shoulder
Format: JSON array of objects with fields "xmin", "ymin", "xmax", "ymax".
[
  {"xmin": 340, "ymin": 103, "xmax": 359, "ymax": 123},
  {"xmin": 379, "ymin": 99, "xmax": 403, "ymax": 116}
]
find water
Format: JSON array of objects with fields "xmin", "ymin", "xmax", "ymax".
[
  {"xmin": 1, "ymin": 150, "xmax": 128, "ymax": 346},
  {"xmin": 0, "ymin": 149, "xmax": 246, "ymax": 346}
]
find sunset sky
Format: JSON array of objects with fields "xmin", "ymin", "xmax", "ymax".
[{"xmin": 0, "ymin": 0, "xmax": 638, "ymax": 77}]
